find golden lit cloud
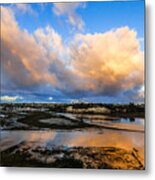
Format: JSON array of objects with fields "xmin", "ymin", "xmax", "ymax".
[
  {"xmin": 1, "ymin": 6, "xmax": 61, "ymax": 87},
  {"xmin": 70, "ymin": 27, "xmax": 144, "ymax": 95}
]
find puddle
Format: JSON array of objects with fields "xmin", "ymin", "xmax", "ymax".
[{"xmin": 57, "ymin": 113, "xmax": 144, "ymax": 131}]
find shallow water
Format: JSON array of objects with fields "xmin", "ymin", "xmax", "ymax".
[
  {"xmin": 0, "ymin": 128, "xmax": 144, "ymax": 152},
  {"xmin": 56, "ymin": 113, "xmax": 144, "ymax": 131}
]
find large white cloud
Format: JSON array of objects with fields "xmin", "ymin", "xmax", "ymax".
[
  {"xmin": 70, "ymin": 27, "xmax": 144, "ymax": 95},
  {"xmin": 1, "ymin": 6, "xmax": 61, "ymax": 88}
]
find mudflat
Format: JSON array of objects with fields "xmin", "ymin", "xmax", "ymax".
[{"xmin": 0, "ymin": 103, "xmax": 145, "ymax": 169}]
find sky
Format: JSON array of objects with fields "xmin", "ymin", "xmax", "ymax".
[{"xmin": 0, "ymin": 1, "xmax": 145, "ymax": 103}]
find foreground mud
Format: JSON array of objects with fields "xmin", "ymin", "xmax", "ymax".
[{"xmin": 1, "ymin": 143, "xmax": 144, "ymax": 169}]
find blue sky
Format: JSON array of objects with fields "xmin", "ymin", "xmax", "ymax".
[
  {"xmin": 1, "ymin": 1, "xmax": 145, "ymax": 103},
  {"xmin": 14, "ymin": 1, "xmax": 144, "ymax": 48}
]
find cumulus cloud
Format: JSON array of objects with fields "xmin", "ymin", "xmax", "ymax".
[
  {"xmin": 0, "ymin": 96, "xmax": 23, "ymax": 102},
  {"xmin": 70, "ymin": 27, "xmax": 144, "ymax": 96},
  {"xmin": 52, "ymin": 2, "xmax": 84, "ymax": 30},
  {"xmin": 1, "ymin": 6, "xmax": 144, "ymax": 102},
  {"xmin": 1, "ymin": 6, "xmax": 62, "ymax": 89},
  {"xmin": 136, "ymin": 85, "xmax": 144, "ymax": 101}
]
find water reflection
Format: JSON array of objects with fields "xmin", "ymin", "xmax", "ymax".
[
  {"xmin": 1, "ymin": 129, "xmax": 144, "ymax": 153},
  {"xmin": 114, "ymin": 117, "xmax": 144, "ymax": 125},
  {"xmin": 57, "ymin": 113, "xmax": 144, "ymax": 131}
]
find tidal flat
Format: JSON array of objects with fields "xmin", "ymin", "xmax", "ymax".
[{"xmin": 0, "ymin": 103, "xmax": 145, "ymax": 169}]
